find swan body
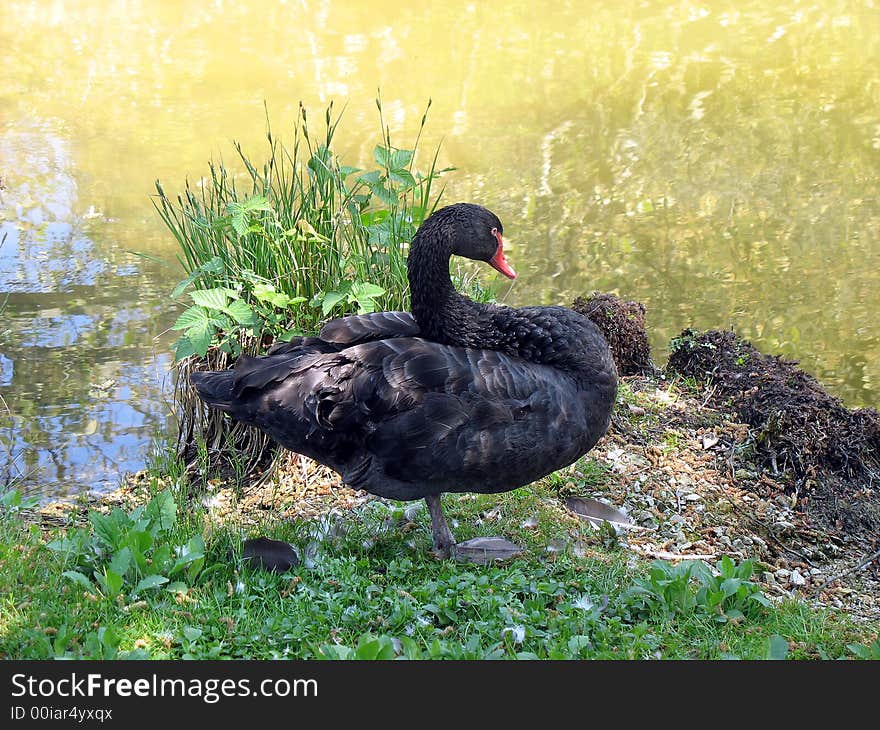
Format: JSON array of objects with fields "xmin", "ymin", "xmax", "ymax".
[{"xmin": 190, "ymin": 203, "xmax": 617, "ymax": 556}]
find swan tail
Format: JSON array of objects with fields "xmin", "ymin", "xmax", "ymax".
[{"xmin": 189, "ymin": 370, "xmax": 237, "ymax": 411}]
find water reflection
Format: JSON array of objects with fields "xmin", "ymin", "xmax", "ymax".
[
  {"xmin": 0, "ymin": 0, "xmax": 878, "ymax": 500},
  {"xmin": 0, "ymin": 122, "xmax": 174, "ymax": 498}
]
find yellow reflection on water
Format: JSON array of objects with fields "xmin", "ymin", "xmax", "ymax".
[{"xmin": 1, "ymin": 0, "xmax": 879, "ymax": 494}]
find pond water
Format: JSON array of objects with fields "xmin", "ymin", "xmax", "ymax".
[{"xmin": 1, "ymin": 0, "xmax": 878, "ymax": 500}]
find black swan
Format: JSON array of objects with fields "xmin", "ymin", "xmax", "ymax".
[{"xmin": 190, "ymin": 203, "xmax": 618, "ymax": 558}]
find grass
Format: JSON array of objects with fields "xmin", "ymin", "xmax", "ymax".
[{"xmin": 0, "ymin": 447, "xmax": 874, "ymax": 660}]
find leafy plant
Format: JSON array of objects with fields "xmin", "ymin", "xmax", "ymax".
[
  {"xmin": 624, "ymin": 556, "xmax": 770, "ymax": 622},
  {"xmin": 50, "ymin": 625, "xmax": 150, "ymax": 660},
  {"xmin": 156, "ymin": 97, "xmax": 453, "ymax": 363},
  {"xmin": 1, "ymin": 488, "xmax": 40, "ymax": 513},
  {"xmin": 311, "ymin": 280, "xmax": 386, "ymax": 317},
  {"xmin": 171, "ymin": 272, "xmax": 308, "ymax": 359},
  {"xmin": 695, "ymin": 556, "xmax": 770, "ymax": 622},
  {"xmin": 47, "ymin": 490, "xmax": 205, "ymax": 600},
  {"xmin": 848, "ymin": 637, "xmax": 880, "ymax": 660},
  {"xmin": 319, "ymin": 633, "xmax": 399, "ymax": 660},
  {"xmin": 624, "ymin": 560, "xmax": 705, "ymax": 619},
  {"xmin": 765, "ymin": 634, "xmax": 790, "ymax": 660}
]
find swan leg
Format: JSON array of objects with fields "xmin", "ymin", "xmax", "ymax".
[{"xmin": 424, "ymin": 494, "xmax": 455, "ymax": 558}]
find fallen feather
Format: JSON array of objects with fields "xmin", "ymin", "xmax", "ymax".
[
  {"xmin": 564, "ymin": 496, "xmax": 643, "ymax": 533},
  {"xmin": 453, "ymin": 537, "xmax": 524, "ymax": 564}
]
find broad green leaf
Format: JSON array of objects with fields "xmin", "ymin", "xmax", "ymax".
[
  {"xmin": 320, "ymin": 290, "xmax": 347, "ymax": 315},
  {"xmin": 720, "ymin": 578, "xmax": 741, "ymax": 597},
  {"xmin": 145, "ymin": 491, "xmax": 177, "ymax": 533},
  {"xmin": 225, "ymin": 203, "xmax": 248, "ymax": 236},
  {"xmin": 224, "ymin": 299, "xmax": 258, "ymax": 326},
  {"xmin": 567, "ymin": 635, "xmax": 591, "ymax": 654},
  {"xmin": 171, "ymin": 272, "xmax": 199, "ymax": 300},
  {"xmin": 183, "ymin": 320, "xmax": 216, "ymax": 357},
  {"xmin": 174, "ymin": 335, "xmax": 200, "ymax": 360},
  {"xmin": 182, "ymin": 626, "xmax": 202, "ymax": 642},
  {"xmin": 97, "ymin": 568, "xmax": 124, "ymax": 598},
  {"xmin": 190, "ymin": 288, "xmax": 232, "ymax": 310},
  {"xmin": 370, "ymin": 182, "xmax": 398, "ymax": 206},
  {"xmin": 201, "ymin": 255, "xmax": 225, "ymax": 274},
  {"xmin": 354, "ymin": 634, "xmax": 396, "ymax": 660},
  {"xmin": 388, "ymin": 168, "xmax": 416, "ymax": 188},
  {"xmin": 89, "ymin": 508, "xmax": 130, "ymax": 550},
  {"xmin": 350, "ymin": 282, "xmax": 385, "ymax": 299},
  {"xmin": 171, "ymin": 306, "xmax": 210, "ymax": 331},
  {"xmin": 126, "ymin": 530, "xmax": 153, "ymax": 573},
  {"xmin": 360, "ymin": 209, "xmax": 389, "ymax": 226},
  {"xmin": 766, "ymin": 635, "xmax": 789, "ymax": 660},
  {"xmin": 126, "ymin": 529, "xmax": 153, "ymax": 554},
  {"xmin": 319, "ymin": 645, "xmax": 354, "ymax": 660},
  {"xmin": 62, "ymin": 571, "xmax": 95, "ymax": 591},
  {"xmin": 358, "ymin": 170, "xmax": 383, "ymax": 185},
  {"xmin": 252, "ymin": 283, "xmax": 295, "ymax": 308},
  {"xmin": 229, "ymin": 212, "xmax": 248, "ymax": 236},
  {"xmin": 151, "ymin": 543, "xmax": 172, "ymax": 573},
  {"xmin": 390, "ymin": 148, "xmax": 414, "ymax": 170},
  {"xmin": 171, "ymin": 255, "xmax": 226, "ymax": 298},
  {"xmin": 372, "ymin": 145, "xmax": 391, "ymax": 168},
  {"xmin": 134, "ymin": 575, "xmax": 169, "ymax": 593},
  {"xmin": 109, "ymin": 547, "xmax": 132, "ymax": 578},
  {"xmin": 240, "ymin": 195, "xmax": 274, "ymax": 213}
]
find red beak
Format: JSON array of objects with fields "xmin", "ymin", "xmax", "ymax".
[{"xmin": 488, "ymin": 232, "xmax": 517, "ymax": 279}]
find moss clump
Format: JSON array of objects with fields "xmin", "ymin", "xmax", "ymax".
[
  {"xmin": 572, "ymin": 292, "xmax": 655, "ymax": 376},
  {"xmin": 667, "ymin": 328, "xmax": 880, "ymax": 535}
]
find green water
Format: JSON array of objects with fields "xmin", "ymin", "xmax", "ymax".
[{"xmin": 1, "ymin": 0, "xmax": 878, "ymax": 498}]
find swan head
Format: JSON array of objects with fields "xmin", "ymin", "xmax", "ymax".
[{"xmin": 424, "ymin": 203, "xmax": 517, "ymax": 280}]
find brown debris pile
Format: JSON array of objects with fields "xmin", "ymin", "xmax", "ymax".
[
  {"xmin": 666, "ymin": 328, "xmax": 880, "ymax": 535},
  {"xmin": 572, "ymin": 292, "xmax": 656, "ymax": 376}
]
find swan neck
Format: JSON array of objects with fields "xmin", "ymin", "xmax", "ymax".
[{"xmin": 408, "ymin": 223, "xmax": 459, "ymax": 340}]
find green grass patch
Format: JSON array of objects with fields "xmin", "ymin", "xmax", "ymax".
[{"xmin": 0, "ymin": 475, "xmax": 873, "ymax": 660}]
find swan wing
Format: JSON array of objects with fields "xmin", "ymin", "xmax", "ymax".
[{"xmin": 319, "ymin": 311, "xmax": 419, "ymax": 345}]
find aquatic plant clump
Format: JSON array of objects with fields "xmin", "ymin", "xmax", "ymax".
[{"xmin": 153, "ymin": 99, "xmax": 452, "ymax": 480}]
